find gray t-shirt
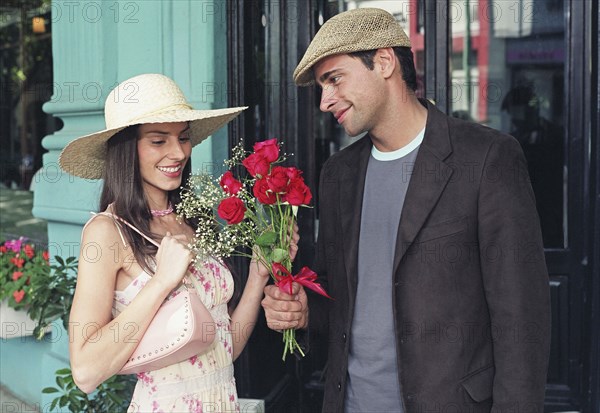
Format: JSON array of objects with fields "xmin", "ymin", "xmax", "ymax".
[{"xmin": 345, "ymin": 131, "xmax": 423, "ymax": 413}]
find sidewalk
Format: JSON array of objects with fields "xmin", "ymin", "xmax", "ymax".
[
  {"xmin": 0, "ymin": 186, "xmax": 48, "ymax": 244},
  {"xmin": 0, "ymin": 386, "xmax": 39, "ymax": 413}
]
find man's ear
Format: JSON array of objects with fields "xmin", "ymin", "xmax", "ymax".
[{"xmin": 375, "ymin": 48, "xmax": 397, "ymax": 79}]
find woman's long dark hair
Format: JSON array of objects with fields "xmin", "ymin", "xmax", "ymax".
[
  {"xmin": 99, "ymin": 125, "xmax": 241, "ymax": 304},
  {"xmin": 99, "ymin": 125, "xmax": 193, "ymax": 275}
]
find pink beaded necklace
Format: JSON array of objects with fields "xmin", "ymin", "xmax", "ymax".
[{"xmin": 150, "ymin": 203, "xmax": 173, "ymax": 217}]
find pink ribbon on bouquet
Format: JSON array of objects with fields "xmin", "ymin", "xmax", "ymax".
[{"xmin": 272, "ymin": 263, "xmax": 332, "ymax": 299}]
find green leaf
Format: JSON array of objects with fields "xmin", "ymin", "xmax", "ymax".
[
  {"xmin": 56, "ymin": 367, "xmax": 72, "ymax": 375},
  {"xmin": 58, "ymin": 395, "xmax": 68, "ymax": 408},
  {"xmin": 71, "ymin": 388, "xmax": 86, "ymax": 398},
  {"xmin": 106, "ymin": 392, "xmax": 120, "ymax": 403},
  {"xmin": 68, "ymin": 393, "xmax": 81, "ymax": 406},
  {"xmin": 42, "ymin": 387, "xmax": 59, "ymax": 393},
  {"xmin": 70, "ymin": 398, "xmax": 82, "ymax": 411},
  {"xmin": 34, "ymin": 327, "xmax": 46, "ymax": 340},
  {"xmin": 255, "ymin": 231, "xmax": 277, "ymax": 247},
  {"xmin": 44, "ymin": 307, "xmax": 63, "ymax": 318},
  {"xmin": 271, "ymin": 248, "xmax": 288, "ymax": 263}
]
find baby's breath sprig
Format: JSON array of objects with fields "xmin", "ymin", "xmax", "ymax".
[
  {"xmin": 177, "ymin": 162, "xmax": 265, "ymax": 263},
  {"xmin": 224, "ymin": 141, "xmax": 248, "ymax": 168}
]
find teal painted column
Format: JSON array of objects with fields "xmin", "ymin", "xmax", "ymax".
[{"xmin": 0, "ymin": 1, "xmax": 229, "ymax": 408}]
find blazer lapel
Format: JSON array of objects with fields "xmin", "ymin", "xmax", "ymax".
[
  {"xmin": 338, "ymin": 137, "xmax": 371, "ymax": 301},
  {"xmin": 393, "ymin": 101, "xmax": 455, "ymax": 274}
]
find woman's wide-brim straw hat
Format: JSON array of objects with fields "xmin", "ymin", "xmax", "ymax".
[
  {"xmin": 59, "ymin": 73, "xmax": 247, "ymax": 179},
  {"xmin": 293, "ymin": 8, "xmax": 411, "ymax": 86}
]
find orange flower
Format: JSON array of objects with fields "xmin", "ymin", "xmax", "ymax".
[
  {"xmin": 12, "ymin": 271, "xmax": 23, "ymax": 281},
  {"xmin": 13, "ymin": 290, "xmax": 25, "ymax": 303}
]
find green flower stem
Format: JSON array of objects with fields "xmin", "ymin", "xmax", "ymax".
[
  {"xmin": 281, "ymin": 328, "xmax": 305, "ymax": 361},
  {"xmin": 269, "ymin": 207, "xmax": 275, "ymax": 230},
  {"xmin": 275, "ymin": 194, "xmax": 286, "ymax": 246}
]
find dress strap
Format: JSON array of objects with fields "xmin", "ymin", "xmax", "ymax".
[
  {"xmin": 81, "ymin": 212, "xmax": 128, "ymax": 247},
  {"xmin": 87, "ymin": 211, "xmax": 193, "ymax": 289}
]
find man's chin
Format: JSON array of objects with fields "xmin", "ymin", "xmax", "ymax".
[{"xmin": 343, "ymin": 125, "xmax": 367, "ymax": 138}]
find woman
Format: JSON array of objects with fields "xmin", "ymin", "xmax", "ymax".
[{"xmin": 60, "ymin": 74, "xmax": 296, "ymax": 412}]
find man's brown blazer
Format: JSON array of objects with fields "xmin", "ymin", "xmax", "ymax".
[{"xmin": 311, "ymin": 100, "xmax": 551, "ymax": 412}]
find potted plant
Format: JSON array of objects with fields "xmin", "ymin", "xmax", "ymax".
[
  {"xmin": 27, "ymin": 254, "xmax": 78, "ymax": 339},
  {"xmin": 0, "ymin": 237, "xmax": 78, "ymax": 339},
  {"xmin": 43, "ymin": 368, "xmax": 136, "ymax": 412},
  {"xmin": 1, "ymin": 237, "xmax": 136, "ymax": 408},
  {"xmin": 0, "ymin": 237, "xmax": 50, "ymax": 338}
]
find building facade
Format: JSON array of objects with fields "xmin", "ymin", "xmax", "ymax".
[{"xmin": 1, "ymin": 0, "xmax": 230, "ymax": 408}]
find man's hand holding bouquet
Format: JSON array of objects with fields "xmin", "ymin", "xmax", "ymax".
[{"xmin": 178, "ymin": 139, "xmax": 330, "ymax": 360}]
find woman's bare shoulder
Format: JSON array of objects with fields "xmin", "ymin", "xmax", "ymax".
[
  {"xmin": 80, "ymin": 213, "xmax": 130, "ymax": 268},
  {"xmin": 82, "ymin": 214, "xmax": 122, "ymax": 241}
]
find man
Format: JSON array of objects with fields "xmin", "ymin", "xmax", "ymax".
[{"xmin": 262, "ymin": 8, "xmax": 550, "ymax": 412}]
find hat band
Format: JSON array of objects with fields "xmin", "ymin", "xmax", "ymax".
[{"xmin": 106, "ymin": 103, "xmax": 194, "ymax": 129}]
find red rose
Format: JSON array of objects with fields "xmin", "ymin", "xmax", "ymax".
[
  {"xmin": 242, "ymin": 153, "xmax": 270, "ymax": 178},
  {"xmin": 42, "ymin": 251, "xmax": 49, "ymax": 261},
  {"xmin": 253, "ymin": 139, "xmax": 280, "ymax": 163},
  {"xmin": 219, "ymin": 171, "xmax": 242, "ymax": 195},
  {"xmin": 24, "ymin": 244, "xmax": 34, "ymax": 259},
  {"xmin": 285, "ymin": 167, "xmax": 302, "ymax": 180},
  {"xmin": 12, "ymin": 271, "xmax": 23, "ymax": 281},
  {"xmin": 253, "ymin": 178, "xmax": 277, "ymax": 205},
  {"xmin": 13, "ymin": 290, "xmax": 25, "ymax": 303},
  {"xmin": 285, "ymin": 178, "xmax": 312, "ymax": 206},
  {"xmin": 217, "ymin": 197, "xmax": 246, "ymax": 225},
  {"xmin": 266, "ymin": 166, "xmax": 290, "ymax": 193},
  {"xmin": 0, "ymin": 246, "xmax": 7, "ymax": 253}
]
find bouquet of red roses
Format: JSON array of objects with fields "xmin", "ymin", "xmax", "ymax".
[{"xmin": 178, "ymin": 139, "xmax": 331, "ymax": 360}]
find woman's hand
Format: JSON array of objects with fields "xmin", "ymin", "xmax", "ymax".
[
  {"xmin": 154, "ymin": 232, "xmax": 192, "ymax": 290},
  {"xmin": 249, "ymin": 246, "xmax": 270, "ymax": 279}
]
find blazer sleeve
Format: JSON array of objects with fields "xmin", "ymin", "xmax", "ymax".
[
  {"xmin": 477, "ymin": 135, "xmax": 551, "ymax": 409},
  {"xmin": 293, "ymin": 159, "xmax": 335, "ymax": 357},
  {"xmin": 304, "ymin": 159, "xmax": 336, "ymax": 340}
]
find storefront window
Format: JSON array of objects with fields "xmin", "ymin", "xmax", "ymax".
[
  {"xmin": 449, "ymin": 0, "xmax": 566, "ymax": 248},
  {"xmin": 0, "ymin": 0, "xmax": 59, "ymax": 190}
]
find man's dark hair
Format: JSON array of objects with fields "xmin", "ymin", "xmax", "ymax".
[{"xmin": 349, "ymin": 47, "xmax": 418, "ymax": 92}]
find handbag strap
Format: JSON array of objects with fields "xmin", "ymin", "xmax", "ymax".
[
  {"xmin": 94, "ymin": 212, "xmax": 161, "ymax": 248},
  {"xmin": 94, "ymin": 211, "xmax": 194, "ymax": 289}
]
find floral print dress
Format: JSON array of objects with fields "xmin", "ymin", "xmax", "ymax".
[{"xmin": 113, "ymin": 257, "xmax": 239, "ymax": 413}]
